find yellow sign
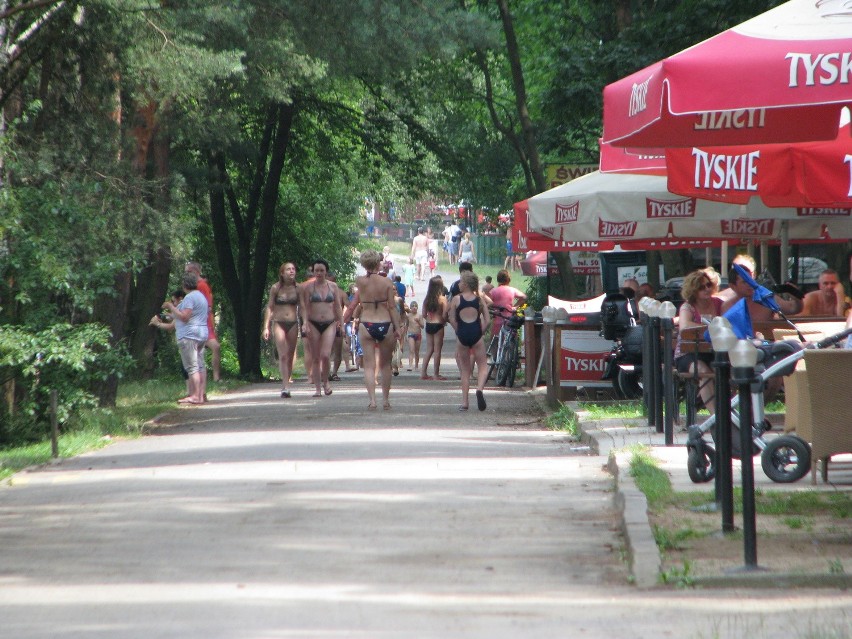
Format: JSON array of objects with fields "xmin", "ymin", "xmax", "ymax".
[{"xmin": 545, "ymin": 164, "xmax": 597, "ymax": 189}]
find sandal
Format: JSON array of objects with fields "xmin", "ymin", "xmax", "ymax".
[
  {"xmin": 281, "ymin": 390, "xmax": 291, "ymax": 399},
  {"xmin": 329, "ymin": 374, "xmax": 341, "ymax": 381},
  {"xmin": 476, "ymin": 390, "xmax": 486, "ymax": 412},
  {"xmin": 324, "ymin": 386, "xmax": 333, "ymax": 396},
  {"xmin": 458, "ymin": 405, "xmax": 469, "ymax": 411},
  {"xmin": 383, "ymin": 402, "xmax": 391, "ymax": 411},
  {"xmin": 312, "ymin": 392, "xmax": 322, "ymax": 398},
  {"xmin": 435, "ymin": 375, "xmax": 447, "ymax": 381},
  {"xmin": 367, "ymin": 403, "xmax": 377, "ymax": 411}
]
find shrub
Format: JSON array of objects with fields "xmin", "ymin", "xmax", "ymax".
[{"xmin": 0, "ymin": 323, "xmax": 132, "ymax": 445}]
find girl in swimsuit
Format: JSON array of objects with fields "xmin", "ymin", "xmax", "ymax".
[
  {"xmin": 447, "ymin": 271, "xmax": 490, "ymax": 411},
  {"xmin": 406, "ymin": 301, "xmax": 423, "ymax": 371},
  {"xmin": 421, "ymin": 275, "xmax": 447, "ymax": 380},
  {"xmin": 262, "ymin": 262, "xmax": 301, "ymax": 398},
  {"xmin": 300, "ymin": 259, "xmax": 342, "ymax": 398},
  {"xmin": 343, "ymin": 249, "xmax": 401, "ymax": 410}
]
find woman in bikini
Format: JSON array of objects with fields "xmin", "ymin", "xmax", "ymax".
[
  {"xmin": 343, "ymin": 249, "xmax": 401, "ymax": 410},
  {"xmin": 301, "ymin": 259, "xmax": 342, "ymax": 398},
  {"xmin": 421, "ymin": 275, "xmax": 447, "ymax": 381},
  {"xmin": 447, "ymin": 271, "xmax": 490, "ymax": 411},
  {"xmin": 262, "ymin": 262, "xmax": 301, "ymax": 398}
]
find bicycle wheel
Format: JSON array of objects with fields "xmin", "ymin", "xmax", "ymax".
[
  {"xmin": 506, "ymin": 345, "xmax": 518, "ymax": 388},
  {"xmin": 486, "ymin": 335, "xmax": 499, "ymax": 382},
  {"xmin": 496, "ymin": 334, "xmax": 517, "ymax": 387}
]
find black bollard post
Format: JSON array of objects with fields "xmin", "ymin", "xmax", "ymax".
[
  {"xmin": 712, "ymin": 349, "xmax": 735, "ymax": 533},
  {"xmin": 730, "ymin": 340, "xmax": 761, "ymax": 571},
  {"xmin": 652, "ymin": 316, "xmax": 663, "ymax": 434},
  {"xmin": 642, "ymin": 311, "xmax": 654, "ymax": 428},
  {"xmin": 661, "ymin": 312, "xmax": 676, "ymax": 446}
]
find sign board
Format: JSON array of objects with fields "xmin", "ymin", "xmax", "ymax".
[
  {"xmin": 545, "ymin": 164, "xmax": 597, "ymax": 189},
  {"xmin": 559, "ymin": 328, "xmax": 612, "ymax": 387},
  {"xmin": 573, "ymin": 252, "xmax": 601, "ymax": 275},
  {"xmin": 616, "ymin": 264, "xmax": 665, "ymax": 286}
]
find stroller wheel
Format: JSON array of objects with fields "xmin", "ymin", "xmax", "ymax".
[
  {"xmin": 761, "ymin": 435, "xmax": 811, "ymax": 483},
  {"xmin": 687, "ymin": 443, "xmax": 716, "ymax": 483}
]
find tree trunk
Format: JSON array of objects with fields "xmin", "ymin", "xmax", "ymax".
[
  {"xmin": 127, "ymin": 105, "xmax": 172, "ymax": 375},
  {"xmin": 128, "ymin": 247, "xmax": 172, "ymax": 376},
  {"xmin": 209, "ymin": 101, "xmax": 296, "ymax": 378},
  {"xmin": 495, "ymin": 0, "xmax": 545, "ymax": 194},
  {"xmin": 92, "ymin": 271, "xmax": 132, "ymax": 407}
]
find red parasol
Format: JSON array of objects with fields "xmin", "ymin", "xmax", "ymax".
[
  {"xmin": 666, "ymin": 118, "xmax": 852, "ymax": 207},
  {"xmin": 602, "ymin": 0, "xmax": 852, "ymax": 149}
]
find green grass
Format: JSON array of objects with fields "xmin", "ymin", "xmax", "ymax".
[
  {"xmin": 0, "ymin": 376, "xmax": 245, "ymax": 481},
  {"xmin": 545, "ymin": 402, "xmax": 579, "ymax": 436},
  {"xmin": 578, "ymin": 401, "xmax": 644, "ymax": 419},
  {"xmin": 628, "ymin": 445, "xmax": 674, "ymax": 509}
]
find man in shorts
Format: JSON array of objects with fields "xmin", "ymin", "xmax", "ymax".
[{"xmin": 410, "ymin": 227, "xmax": 430, "ymax": 280}]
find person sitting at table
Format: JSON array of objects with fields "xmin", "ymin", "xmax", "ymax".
[
  {"xmin": 675, "ymin": 270, "xmax": 723, "ymax": 414},
  {"xmin": 795, "ymin": 269, "xmax": 850, "ymax": 317},
  {"xmin": 719, "ymin": 255, "xmax": 803, "ymax": 320}
]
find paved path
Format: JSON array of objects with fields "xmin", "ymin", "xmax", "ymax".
[{"xmin": 1, "ymin": 253, "xmax": 850, "ymax": 637}]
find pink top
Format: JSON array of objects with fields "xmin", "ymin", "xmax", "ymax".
[{"xmin": 489, "ymin": 285, "xmax": 524, "ymax": 333}]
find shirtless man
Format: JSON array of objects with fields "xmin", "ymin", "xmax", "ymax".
[
  {"xmin": 410, "ymin": 227, "xmax": 430, "ymax": 281},
  {"xmin": 796, "ymin": 269, "xmax": 849, "ymax": 317}
]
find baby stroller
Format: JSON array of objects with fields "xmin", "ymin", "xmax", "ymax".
[{"xmin": 686, "ymin": 265, "xmax": 852, "ymax": 483}]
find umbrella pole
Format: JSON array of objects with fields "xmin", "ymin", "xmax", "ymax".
[
  {"xmin": 721, "ymin": 242, "xmax": 729, "ymax": 277},
  {"xmin": 760, "ymin": 241, "xmax": 768, "ymax": 276},
  {"xmin": 780, "ymin": 221, "xmax": 790, "ymax": 285}
]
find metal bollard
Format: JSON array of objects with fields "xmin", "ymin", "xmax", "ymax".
[{"xmin": 730, "ymin": 340, "xmax": 762, "ymax": 571}]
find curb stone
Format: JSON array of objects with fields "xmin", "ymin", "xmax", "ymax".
[{"xmin": 533, "ymin": 394, "xmax": 851, "ymax": 589}]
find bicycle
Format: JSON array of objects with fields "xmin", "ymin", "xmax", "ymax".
[{"xmin": 486, "ymin": 304, "xmax": 526, "ymax": 387}]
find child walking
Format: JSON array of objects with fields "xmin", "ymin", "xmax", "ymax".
[{"xmin": 406, "ymin": 301, "xmax": 423, "ymax": 371}]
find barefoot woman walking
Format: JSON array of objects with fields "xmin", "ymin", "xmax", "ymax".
[
  {"xmin": 262, "ymin": 262, "xmax": 301, "ymax": 398},
  {"xmin": 301, "ymin": 259, "xmax": 342, "ymax": 398},
  {"xmin": 344, "ymin": 250, "xmax": 401, "ymax": 410}
]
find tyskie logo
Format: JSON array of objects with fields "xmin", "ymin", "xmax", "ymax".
[
  {"xmin": 555, "ymin": 202, "xmax": 579, "ymax": 224},
  {"xmin": 628, "ymin": 76, "xmax": 651, "ymax": 117},
  {"xmin": 720, "ymin": 219, "xmax": 775, "ymax": 236},
  {"xmin": 797, "ymin": 207, "xmax": 852, "ymax": 217},
  {"xmin": 646, "ymin": 197, "xmax": 697, "ymax": 218},
  {"xmin": 599, "ymin": 220, "xmax": 637, "ymax": 239}
]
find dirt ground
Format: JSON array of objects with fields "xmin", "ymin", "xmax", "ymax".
[{"xmin": 651, "ymin": 495, "xmax": 852, "ymax": 580}]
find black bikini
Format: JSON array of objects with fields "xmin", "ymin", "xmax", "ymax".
[
  {"xmin": 273, "ymin": 289, "xmax": 299, "ymax": 333},
  {"xmin": 309, "ymin": 284, "xmax": 335, "ymax": 303},
  {"xmin": 275, "ymin": 294, "xmax": 299, "ymax": 306},
  {"xmin": 307, "ymin": 283, "xmax": 336, "ymax": 334},
  {"xmin": 276, "ymin": 319, "xmax": 298, "ymax": 332},
  {"xmin": 425, "ymin": 322, "xmax": 444, "ymax": 335},
  {"xmin": 310, "ymin": 319, "xmax": 335, "ymax": 334}
]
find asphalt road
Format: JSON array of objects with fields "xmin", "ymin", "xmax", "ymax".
[{"xmin": 1, "ymin": 252, "xmax": 849, "ymax": 638}]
